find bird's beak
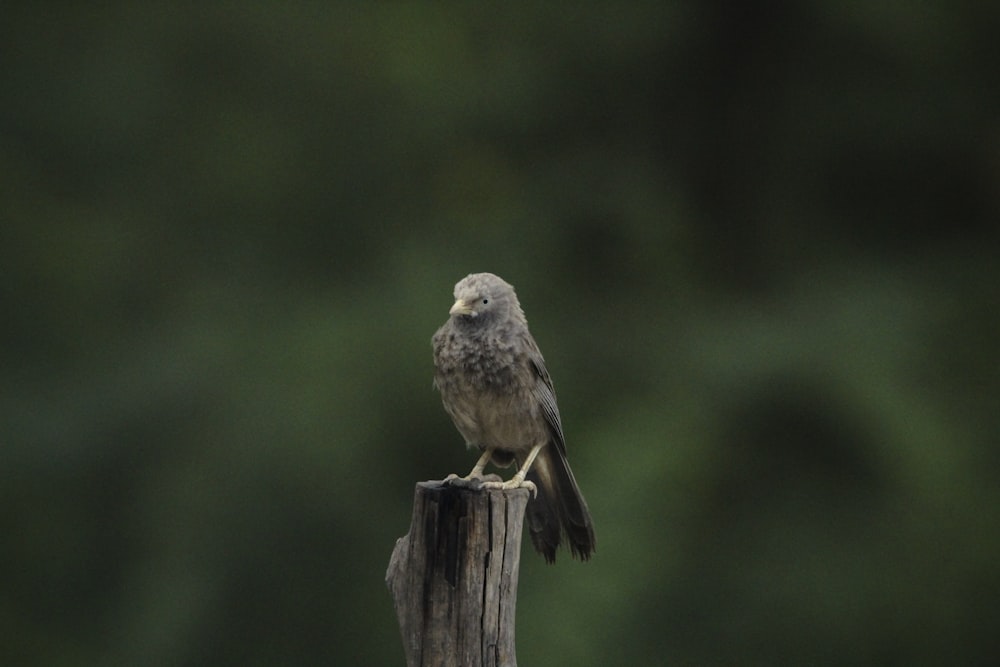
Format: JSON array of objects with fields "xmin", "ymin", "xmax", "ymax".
[{"xmin": 449, "ymin": 299, "xmax": 475, "ymax": 316}]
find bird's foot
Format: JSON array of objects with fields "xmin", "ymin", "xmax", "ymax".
[
  {"xmin": 481, "ymin": 478, "xmax": 537, "ymax": 498},
  {"xmin": 442, "ymin": 472, "xmax": 501, "ymax": 489}
]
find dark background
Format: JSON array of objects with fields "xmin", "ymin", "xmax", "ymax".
[{"xmin": 3, "ymin": 3, "xmax": 998, "ymax": 665}]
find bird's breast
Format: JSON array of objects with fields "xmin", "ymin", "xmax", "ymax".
[{"xmin": 433, "ymin": 334, "xmax": 544, "ymax": 451}]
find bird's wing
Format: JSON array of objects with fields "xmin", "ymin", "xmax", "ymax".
[{"xmin": 526, "ymin": 340, "xmax": 567, "ymax": 455}]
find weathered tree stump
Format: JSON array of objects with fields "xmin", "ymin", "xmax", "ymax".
[{"xmin": 386, "ymin": 480, "xmax": 530, "ymax": 667}]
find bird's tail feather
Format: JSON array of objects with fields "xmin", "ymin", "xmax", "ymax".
[{"xmin": 523, "ymin": 444, "xmax": 595, "ymax": 563}]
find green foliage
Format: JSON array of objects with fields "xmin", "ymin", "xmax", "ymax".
[{"xmin": 2, "ymin": 2, "xmax": 998, "ymax": 665}]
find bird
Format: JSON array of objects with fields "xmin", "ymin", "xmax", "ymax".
[{"xmin": 432, "ymin": 272, "xmax": 595, "ymax": 563}]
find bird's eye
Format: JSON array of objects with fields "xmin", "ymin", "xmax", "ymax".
[{"xmin": 482, "ymin": 298, "xmax": 489, "ymax": 305}]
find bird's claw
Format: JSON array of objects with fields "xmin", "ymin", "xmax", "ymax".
[
  {"xmin": 443, "ymin": 473, "xmax": 479, "ymax": 489},
  {"xmin": 443, "ymin": 472, "xmax": 502, "ymax": 489},
  {"xmin": 482, "ymin": 478, "xmax": 538, "ymax": 498}
]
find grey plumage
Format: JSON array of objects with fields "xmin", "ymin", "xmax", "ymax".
[{"xmin": 432, "ymin": 272, "xmax": 596, "ymax": 562}]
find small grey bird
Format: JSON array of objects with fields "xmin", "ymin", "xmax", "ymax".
[{"xmin": 432, "ymin": 272, "xmax": 595, "ymax": 562}]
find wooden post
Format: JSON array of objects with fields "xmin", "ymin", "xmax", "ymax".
[{"xmin": 385, "ymin": 480, "xmax": 530, "ymax": 667}]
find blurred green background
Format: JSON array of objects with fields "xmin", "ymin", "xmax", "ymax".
[{"xmin": 3, "ymin": 2, "xmax": 998, "ymax": 665}]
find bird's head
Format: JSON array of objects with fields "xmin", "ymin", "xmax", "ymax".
[{"xmin": 448, "ymin": 272, "xmax": 523, "ymax": 326}]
